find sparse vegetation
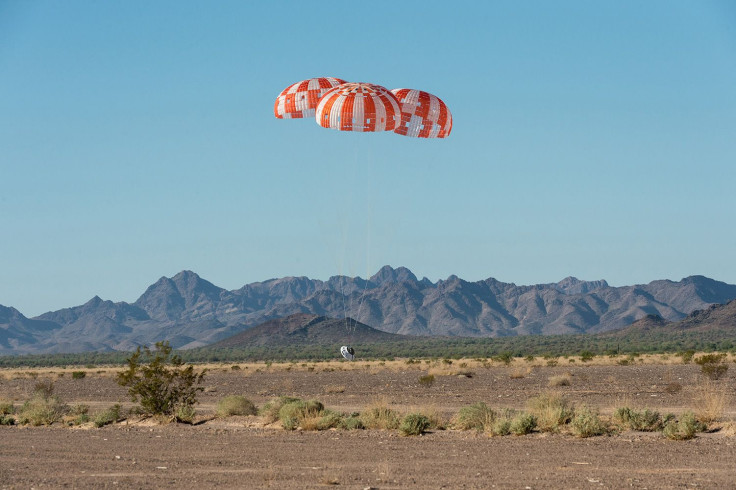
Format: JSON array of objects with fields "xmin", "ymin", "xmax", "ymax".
[
  {"xmin": 694, "ymin": 353, "xmax": 729, "ymax": 380},
  {"xmin": 571, "ymin": 406, "xmax": 607, "ymax": 437},
  {"xmin": 93, "ymin": 404, "xmax": 122, "ymax": 427},
  {"xmin": 418, "ymin": 374, "xmax": 435, "ymax": 387},
  {"xmin": 360, "ymin": 399, "xmax": 400, "ymax": 430},
  {"xmin": 548, "ymin": 374, "xmax": 571, "ymax": 387},
  {"xmin": 613, "ymin": 407, "xmax": 665, "ymax": 431},
  {"xmin": 527, "ymin": 392, "xmax": 573, "ymax": 432},
  {"xmin": 662, "ymin": 411, "xmax": 705, "ymax": 440},
  {"xmin": 453, "ymin": 402, "xmax": 495, "ymax": 431},
  {"xmin": 72, "ymin": 371, "xmax": 86, "ymax": 379},
  {"xmin": 117, "ymin": 341, "xmax": 206, "ymax": 420},
  {"xmin": 692, "ymin": 381, "xmax": 728, "ymax": 423},
  {"xmin": 509, "ymin": 412, "xmax": 537, "ymax": 435},
  {"xmin": 399, "ymin": 413, "xmax": 431, "ymax": 436},
  {"xmin": 17, "ymin": 383, "xmax": 68, "ymax": 426},
  {"xmin": 216, "ymin": 395, "xmax": 257, "ymax": 417}
]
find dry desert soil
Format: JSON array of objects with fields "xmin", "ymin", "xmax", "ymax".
[{"xmin": 2, "ymin": 356, "xmax": 736, "ymax": 489}]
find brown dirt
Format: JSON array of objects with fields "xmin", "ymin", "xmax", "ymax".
[{"xmin": 2, "ymin": 360, "xmax": 736, "ymax": 488}]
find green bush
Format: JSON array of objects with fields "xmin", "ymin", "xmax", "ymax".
[
  {"xmin": 117, "ymin": 341, "xmax": 206, "ymax": 419},
  {"xmin": 277, "ymin": 399, "xmax": 327, "ymax": 430},
  {"xmin": 613, "ymin": 407, "xmax": 664, "ymax": 431},
  {"xmin": 694, "ymin": 354, "xmax": 729, "ymax": 380},
  {"xmin": 571, "ymin": 406, "xmax": 607, "ymax": 437},
  {"xmin": 453, "ymin": 402, "xmax": 496, "ymax": 431},
  {"xmin": 93, "ymin": 404, "xmax": 122, "ymax": 428},
  {"xmin": 662, "ymin": 411, "xmax": 705, "ymax": 440},
  {"xmin": 72, "ymin": 371, "xmax": 86, "ymax": 379},
  {"xmin": 579, "ymin": 350, "xmax": 595, "ymax": 362},
  {"xmin": 261, "ymin": 396, "xmax": 301, "ymax": 424},
  {"xmin": 175, "ymin": 405, "xmax": 196, "ymax": 424},
  {"xmin": 509, "ymin": 413, "xmax": 537, "ymax": 435},
  {"xmin": 216, "ymin": 395, "xmax": 257, "ymax": 417},
  {"xmin": 0, "ymin": 414, "xmax": 15, "ymax": 425},
  {"xmin": 418, "ymin": 374, "xmax": 435, "ymax": 388},
  {"xmin": 339, "ymin": 414, "xmax": 365, "ymax": 430},
  {"xmin": 400, "ymin": 413, "xmax": 431, "ymax": 436}
]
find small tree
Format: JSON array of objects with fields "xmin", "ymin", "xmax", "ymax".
[{"xmin": 117, "ymin": 341, "xmax": 206, "ymax": 420}]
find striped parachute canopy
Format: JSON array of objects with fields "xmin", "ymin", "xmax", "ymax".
[
  {"xmin": 390, "ymin": 89, "xmax": 452, "ymax": 138},
  {"xmin": 274, "ymin": 77, "xmax": 346, "ymax": 119},
  {"xmin": 316, "ymin": 82, "xmax": 400, "ymax": 132}
]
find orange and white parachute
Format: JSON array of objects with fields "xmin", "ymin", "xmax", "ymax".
[
  {"xmin": 390, "ymin": 89, "xmax": 452, "ymax": 138},
  {"xmin": 316, "ymin": 83, "xmax": 401, "ymax": 132},
  {"xmin": 274, "ymin": 77, "xmax": 346, "ymax": 119},
  {"xmin": 274, "ymin": 78, "xmax": 452, "ymax": 138}
]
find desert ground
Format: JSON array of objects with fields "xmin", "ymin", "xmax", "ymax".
[{"xmin": 2, "ymin": 355, "xmax": 736, "ymax": 488}]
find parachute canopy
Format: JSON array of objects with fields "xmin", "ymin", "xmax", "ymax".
[
  {"xmin": 340, "ymin": 345, "xmax": 355, "ymax": 361},
  {"xmin": 316, "ymin": 82, "xmax": 400, "ymax": 132},
  {"xmin": 391, "ymin": 89, "xmax": 452, "ymax": 138},
  {"xmin": 274, "ymin": 77, "xmax": 346, "ymax": 119},
  {"xmin": 274, "ymin": 78, "xmax": 452, "ymax": 138}
]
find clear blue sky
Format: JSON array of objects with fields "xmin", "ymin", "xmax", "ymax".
[{"xmin": 2, "ymin": 1, "xmax": 735, "ymax": 316}]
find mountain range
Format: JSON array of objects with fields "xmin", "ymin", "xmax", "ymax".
[{"xmin": 2, "ymin": 265, "xmax": 736, "ymax": 355}]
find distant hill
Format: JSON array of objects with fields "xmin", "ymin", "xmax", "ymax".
[
  {"xmin": 211, "ymin": 313, "xmax": 406, "ymax": 349},
  {"xmin": 611, "ymin": 299, "xmax": 736, "ymax": 336},
  {"xmin": 2, "ymin": 266, "xmax": 736, "ymax": 355}
]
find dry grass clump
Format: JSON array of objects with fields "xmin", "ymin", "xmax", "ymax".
[
  {"xmin": 360, "ymin": 398, "xmax": 400, "ymax": 430},
  {"xmin": 509, "ymin": 412, "xmax": 537, "ymax": 435},
  {"xmin": 323, "ymin": 384, "xmax": 346, "ymax": 394},
  {"xmin": 216, "ymin": 395, "xmax": 257, "ymax": 417},
  {"xmin": 692, "ymin": 381, "xmax": 729, "ymax": 424},
  {"xmin": 548, "ymin": 374, "xmax": 571, "ymax": 387},
  {"xmin": 260, "ymin": 396, "xmax": 301, "ymax": 424},
  {"xmin": 452, "ymin": 402, "xmax": 496, "ymax": 431},
  {"xmin": 509, "ymin": 367, "xmax": 531, "ymax": 379},
  {"xmin": 570, "ymin": 405, "xmax": 607, "ymax": 438},
  {"xmin": 613, "ymin": 407, "xmax": 666, "ymax": 431},
  {"xmin": 527, "ymin": 392, "xmax": 573, "ymax": 432},
  {"xmin": 407, "ymin": 405, "xmax": 446, "ymax": 430}
]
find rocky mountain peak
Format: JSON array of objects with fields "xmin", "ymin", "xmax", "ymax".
[{"xmin": 369, "ymin": 265, "xmax": 418, "ymax": 285}]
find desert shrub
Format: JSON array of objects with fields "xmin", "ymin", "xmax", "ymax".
[
  {"xmin": 67, "ymin": 403, "xmax": 90, "ymax": 425},
  {"xmin": 546, "ymin": 359, "xmax": 559, "ymax": 367},
  {"xmin": 216, "ymin": 395, "xmax": 257, "ymax": 417},
  {"xmin": 72, "ymin": 371, "xmax": 86, "ymax": 379},
  {"xmin": 312, "ymin": 410, "xmax": 343, "ymax": 431},
  {"xmin": 487, "ymin": 409, "xmax": 515, "ymax": 436},
  {"xmin": 548, "ymin": 374, "xmax": 571, "ymax": 387},
  {"xmin": 694, "ymin": 354, "xmax": 729, "ymax": 380},
  {"xmin": 175, "ymin": 405, "xmax": 197, "ymax": 424},
  {"xmin": 0, "ymin": 400, "xmax": 14, "ymax": 415},
  {"xmin": 230, "ymin": 365, "xmax": 241, "ymax": 371},
  {"xmin": 662, "ymin": 411, "xmax": 705, "ymax": 440},
  {"xmin": 579, "ymin": 351, "xmax": 595, "ymax": 362},
  {"xmin": 33, "ymin": 379, "xmax": 55, "ymax": 398},
  {"xmin": 413, "ymin": 406, "xmax": 446, "ymax": 430},
  {"xmin": 509, "ymin": 412, "xmax": 537, "ymax": 435},
  {"xmin": 339, "ymin": 414, "xmax": 365, "ymax": 430},
  {"xmin": 0, "ymin": 414, "xmax": 15, "ymax": 425},
  {"xmin": 418, "ymin": 374, "xmax": 435, "ymax": 388},
  {"xmin": 400, "ymin": 413, "xmax": 431, "ymax": 436},
  {"xmin": 693, "ymin": 381, "xmax": 729, "ymax": 423},
  {"xmin": 492, "ymin": 352, "xmax": 514, "ymax": 365},
  {"xmin": 613, "ymin": 407, "xmax": 664, "ymax": 431},
  {"xmin": 527, "ymin": 392, "xmax": 573, "ymax": 432},
  {"xmin": 453, "ymin": 402, "xmax": 496, "ymax": 431},
  {"xmin": 571, "ymin": 406, "xmax": 607, "ymax": 438},
  {"xmin": 360, "ymin": 400, "xmax": 400, "ymax": 430},
  {"xmin": 278, "ymin": 399, "xmax": 328, "ymax": 430},
  {"xmin": 678, "ymin": 350, "xmax": 696, "ymax": 364},
  {"xmin": 261, "ymin": 396, "xmax": 301, "ymax": 423},
  {"xmin": 117, "ymin": 341, "xmax": 206, "ymax": 419},
  {"xmin": 93, "ymin": 404, "xmax": 122, "ymax": 428},
  {"xmin": 524, "ymin": 355, "xmax": 535, "ymax": 362},
  {"xmin": 18, "ymin": 393, "xmax": 67, "ymax": 426},
  {"xmin": 509, "ymin": 367, "xmax": 528, "ymax": 379}
]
